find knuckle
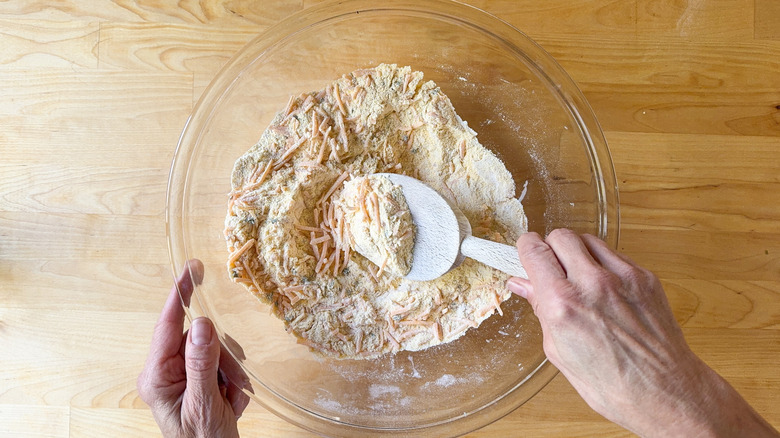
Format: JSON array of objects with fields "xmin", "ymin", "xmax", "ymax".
[
  {"xmin": 641, "ymin": 267, "xmax": 660, "ymax": 286},
  {"xmin": 548, "ymin": 299, "xmax": 576, "ymax": 323},
  {"xmin": 517, "ymin": 233, "xmax": 542, "ymax": 251},
  {"xmin": 588, "ymin": 268, "xmax": 622, "ymax": 290},
  {"xmin": 186, "ymin": 354, "xmax": 218, "ymax": 375},
  {"xmin": 136, "ymin": 372, "xmax": 152, "ymax": 403},
  {"xmin": 518, "ymin": 231, "xmax": 541, "ymax": 244},
  {"xmin": 523, "ymin": 239, "xmax": 555, "ymax": 262},
  {"xmin": 622, "ymin": 266, "xmax": 655, "ymax": 291},
  {"xmin": 185, "ymin": 351, "xmax": 218, "ymax": 373},
  {"xmin": 543, "ymin": 285, "xmax": 578, "ymax": 323},
  {"xmin": 546, "ymin": 228, "xmax": 576, "ymax": 243},
  {"xmin": 136, "ymin": 377, "xmax": 147, "ymax": 399}
]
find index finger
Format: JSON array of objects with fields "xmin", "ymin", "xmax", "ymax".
[
  {"xmin": 516, "ymin": 232, "xmax": 566, "ymax": 287},
  {"xmin": 150, "ymin": 259, "xmax": 204, "ymax": 361}
]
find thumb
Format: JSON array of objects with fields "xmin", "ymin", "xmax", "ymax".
[
  {"xmin": 184, "ymin": 317, "xmax": 222, "ymax": 403},
  {"xmin": 507, "ymin": 277, "xmax": 538, "ymax": 312}
]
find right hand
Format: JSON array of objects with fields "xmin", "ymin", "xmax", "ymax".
[{"xmin": 508, "ymin": 230, "xmax": 779, "ymax": 438}]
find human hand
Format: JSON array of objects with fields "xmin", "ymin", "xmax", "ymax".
[
  {"xmin": 138, "ymin": 260, "xmax": 250, "ymax": 438},
  {"xmin": 508, "ymin": 230, "xmax": 779, "ymax": 438}
]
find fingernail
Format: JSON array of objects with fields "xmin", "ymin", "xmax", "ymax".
[
  {"xmin": 507, "ymin": 278, "xmax": 528, "ymax": 298},
  {"xmin": 191, "ymin": 318, "xmax": 213, "ymax": 345},
  {"xmin": 235, "ymin": 374, "xmax": 249, "ymax": 389},
  {"xmin": 187, "ymin": 259, "xmax": 204, "ymax": 285}
]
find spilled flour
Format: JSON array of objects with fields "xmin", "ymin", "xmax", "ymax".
[{"xmin": 224, "ymin": 64, "xmax": 527, "ymax": 359}]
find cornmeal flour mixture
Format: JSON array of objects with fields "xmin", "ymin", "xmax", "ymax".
[{"xmin": 224, "ymin": 64, "xmax": 527, "ymax": 359}]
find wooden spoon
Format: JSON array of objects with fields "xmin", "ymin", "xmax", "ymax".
[{"xmin": 379, "ymin": 173, "xmax": 528, "ymax": 282}]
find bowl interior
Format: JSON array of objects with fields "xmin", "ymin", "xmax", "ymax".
[{"xmin": 168, "ymin": 1, "xmax": 617, "ymax": 435}]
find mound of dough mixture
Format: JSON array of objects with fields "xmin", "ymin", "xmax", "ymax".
[
  {"xmin": 332, "ymin": 174, "xmax": 415, "ymax": 278},
  {"xmin": 224, "ymin": 64, "xmax": 527, "ymax": 359}
]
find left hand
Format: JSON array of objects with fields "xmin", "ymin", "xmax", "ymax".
[{"xmin": 137, "ymin": 259, "xmax": 250, "ymax": 438}]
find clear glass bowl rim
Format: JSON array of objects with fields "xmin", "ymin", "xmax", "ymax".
[{"xmin": 166, "ymin": 0, "xmax": 620, "ymax": 436}]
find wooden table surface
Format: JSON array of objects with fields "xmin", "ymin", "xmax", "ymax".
[{"xmin": 2, "ymin": 1, "xmax": 779, "ymax": 436}]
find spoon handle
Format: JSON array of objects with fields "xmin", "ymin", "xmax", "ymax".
[{"xmin": 460, "ymin": 235, "xmax": 528, "ymax": 279}]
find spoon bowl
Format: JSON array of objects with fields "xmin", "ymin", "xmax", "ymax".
[{"xmin": 380, "ymin": 173, "xmax": 528, "ymax": 281}]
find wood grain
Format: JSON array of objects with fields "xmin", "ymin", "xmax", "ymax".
[
  {"xmin": 0, "ymin": 164, "xmax": 168, "ymax": 215},
  {"xmin": 636, "ymin": 0, "xmax": 755, "ymax": 40},
  {"xmin": 303, "ymin": 0, "xmax": 639, "ymax": 37},
  {"xmin": 531, "ymin": 36, "xmax": 780, "ymax": 137},
  {"xmin": 586, "ymin": 84, "xmax": 780, "ymax": 136},
  {"xmin": 97, "ymin": 22, "xmax": 256, "ymax": 72},
  {"xmin": 0, "ymin": 0, "xmax": 303, "ymax": 25},
  {"xmin": 1, "ymin": 115, "xmax": 183, "ymax": 168},
  {"xmin": 445, "ymin": 0, "xmax": 638, "ymax": 38},
  {"xmin": 755, "ymin": 0, "xmax": 780, "ymax": 40},
  {"xmin": 609, "ymin": 132, "xmax": 780, "ymax": 233},
  {"xmin": 620, "ymin": 230, "xmax": 780, "ymax": 281},
  {"xmin": 0, "ymin": 405, "xmax": 69, "ymax": 437},
  {"xmin": 536, "ymin": 37, "xmax": 780, "ymax": 88},
  {"xmin": 2, "ymin": 261, "xmax": 170, "ymax": 312},
  {"xmin": 664, "ymin": 279, "xmax": 780, "ymax": 329},
  {"xmin": 0, "ymin": 19, "xmax": 98, "ymax": 68},
  {"xmin": 0, "ymin": 212, "xmax": 166, "ymax": 261},
  {"xmin": 69, "ymin": 408, "xmax": 161, "ymax": 437},
  {"xmin": 0, "ymin": 357, "xmax": 143, "ymax": 407},
  {"xmin": 1, "ymin": 0, "xmax": 779, "ymax": 436},
  {"xmin": 0, "ymin": 70, "xmax": 192, "ymax": 118}
]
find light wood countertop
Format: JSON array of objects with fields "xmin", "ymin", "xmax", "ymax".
[{"xmin": 1, "ymin": 1, "xmax": 778, "ymax": 436}]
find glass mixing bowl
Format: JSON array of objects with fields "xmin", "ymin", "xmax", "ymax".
[{"xmin": 166, "ymin": 0, "xmax": 619, "ymax": 436}]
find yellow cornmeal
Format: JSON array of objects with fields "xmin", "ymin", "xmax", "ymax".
[{"xmin": 224, "ymin": 64, "xmax": 527, "ymax": 359}]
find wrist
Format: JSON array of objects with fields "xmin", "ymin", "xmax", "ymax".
[
  {"xmin": 630, "ymin": 356, "xmax": 778, "ymax": 438},
  {"xmin": 692, "ymin": 362, "xmax": 778, "ymax": 438}
]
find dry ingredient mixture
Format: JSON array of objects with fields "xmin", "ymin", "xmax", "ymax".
[{"xmin": 224, "ymin": 64, "xmax": 527, "ymax": 359}]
